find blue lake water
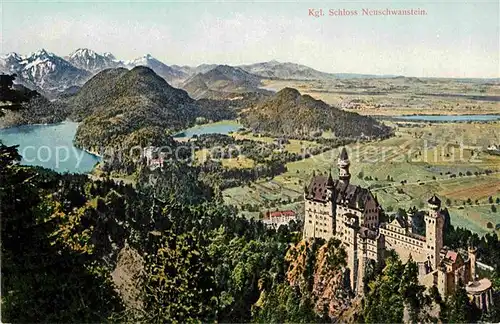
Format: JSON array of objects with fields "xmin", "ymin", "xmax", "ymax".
[
  {"xmin": 0, "ymin": 122, "xmax": 100, "ymax": 174},
  {"xmin": 174, "ymin": 121, "xmax": 243, "ymax": 138},
  {"xmin": 393, "ymin": 114, "xmax": 500, "ymax": 122}
]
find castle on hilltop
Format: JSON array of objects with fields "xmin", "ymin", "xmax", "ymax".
[{"xmin": 303, "ymin": 147, "xmax": 494, "ymax": 311}]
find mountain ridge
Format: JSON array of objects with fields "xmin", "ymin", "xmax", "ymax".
[
  {"xmin": 67, "ymin": 48, "xmax": 122, "ymax": 73},
  {"xmin": 124, "ymin": 54, "xmax": 187, "ymax": 82},
  {"xmin": 0, "ymin": 49, "xmax": 91, "ymax": 96},
  {"xmin": 181, "ymin": 64, "xmax": 265, "ymax": 99},
  {"xmin": 0, "ymin": 84, "xmax": 69, "ymax": 128}
]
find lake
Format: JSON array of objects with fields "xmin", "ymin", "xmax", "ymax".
[
  {"xmin": 393, "ymin": 114, "xmax": 500, "ymax": 122},
  {"xmin": 174, "ymin": 121, "xmax": 243, "ymax": 138},
  {"xmin": 0, "ymin": 122, "xmax": 100, "ymax": 174}
]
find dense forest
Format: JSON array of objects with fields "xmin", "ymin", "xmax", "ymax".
[
  {"xmin": 242, "ymin": 87, "xmax": 392, "ymax": 139},
  {"xmin": 2, "ymin": 141, "xmax": 499, "ymax": 323}
]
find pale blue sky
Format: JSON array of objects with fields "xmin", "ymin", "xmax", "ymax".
[{"xmin": 1, "ymin": 0, "xmax": 499, "ymax": 77}]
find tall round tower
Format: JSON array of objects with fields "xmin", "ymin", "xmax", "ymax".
[
  {"xmin": 425, "ymin": 195, "xmax": 444, "ymax": 270},
  {"xmin": 338, "ymin": 147, "xmax": 351, "ymax": 185},
  {"xmin": 468, "ymin": 245, "xmax": 477, "ymax": 282}
]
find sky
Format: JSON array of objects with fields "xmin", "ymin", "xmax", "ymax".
[{"xmin": 1, "ymin": 0, "xmax": 499, "ymax": 78}]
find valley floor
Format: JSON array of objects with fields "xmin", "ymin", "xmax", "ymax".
[
  {"xmin": 223, "ymin": 121, "xmax": 500, "ymax": 235},
  {"xmin": 259, "ymin": 79, "xmax": 500, "ymax": 116}
]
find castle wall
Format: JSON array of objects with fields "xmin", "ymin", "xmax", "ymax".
[
  {"xmin": 419, "ymin": 270, "xmax": 438, "ymax": 290},
  {"xmin": 304, "ymin": 198, "xmax": 335, "ymax": 240},
  {"xmin": 335, "ymin": 205, "xmax": 362, "ymax": 238},
  {"xmin": 342, "ymin": 226, "xmax": 358, "ymax": 292},
  {"xmin": 357, "ymin": 236, "xmax": 380, "ymax": 261},
  {"xmin": 362, "ymin": 199, "xmax": 379, "ymax": 229}
]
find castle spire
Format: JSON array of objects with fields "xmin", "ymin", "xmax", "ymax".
[
  {"xmin": 340, "ymin": 147, "xmax": 349, "ymax": 160},
  {"xmin": 338, "ymin": 147, "xmax": 351, "ymax": 184},
  {"xmin": 327, "ymin": 170, "xmax": 334, "ymax": 188},
  {"xmin": 427, "ymin": 194, "xmax": 441, "ymax": 212}
]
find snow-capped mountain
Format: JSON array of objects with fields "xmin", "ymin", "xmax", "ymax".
[
  {"xmin": 0, "ymin": 52, "xmax": 24, "ymax": 73},
  {"xmin": 103, "ymin": 52, "xmax": 117, "ymax": 60},
  {"xmin": 0, "ymin": 49, "xmax": 91, "ymax": 95},
  {"xmin": 125, "ymin": 54, "xmax": 187, "ymax": 82},
  {"xmin": 67, "ymin": 48, "xmax": 121, "ymax": 73}
]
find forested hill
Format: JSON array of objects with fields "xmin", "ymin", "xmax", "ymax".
[
  {"xmin": 68, "ymin": 66, "xmax": 197, "ymax": 123},
  {"xmin": 0, "ymin": 84, "xmax": 69, "ymax": 128},
  {"xmin": 241, "ymin": 87, "xmax": 392, "ymax": 139},
  {"xmin": 70, "ymin": 66, "xmax": 199, "ymax": 151}
]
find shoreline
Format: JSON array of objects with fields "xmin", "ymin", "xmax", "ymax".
[
  {"xmin": 81, "ymin": 147, "xmax": 103, "ymax": 158},
  {"xmin": 0, "ymin": 119, "xmax": 78, "ymax": 131}
]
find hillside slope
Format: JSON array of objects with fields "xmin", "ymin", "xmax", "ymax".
[
  {"xmin": 0, "ymin": 84, "xmax": 69, "ymax": 128},
  {"xmin": 241, "ymin": 87, "xmax": 391, "ymax": 138}
]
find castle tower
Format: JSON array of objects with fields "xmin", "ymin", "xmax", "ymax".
[
  {"xmin": 437, "ymin": 263, "xmax": 448, "ymax": 297},
  {"xmin": 425, "ymin": 195, "xmax": 444, "ymax": 270},
  {"xmin": 468, "ymin": 245, "xmax": 477, "ymax": 282},
  {"xmin": 338, "ymin": 147, "xmax": 351, "ymax": 185}
]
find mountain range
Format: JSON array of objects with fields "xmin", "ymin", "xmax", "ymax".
[
  {"xmin": 0, "ymin": 49, "xmax": 91, "ymax": 95},
  {"xmin": 0, "ymin": 49, "xmax": 190, "ymax": 97},
  {"xmin": 123, "ymin": 54, "xmax": 187, "ymax": 83},
  {"xmin": 239, "ymin": 60, "xmax": 334, "ymax": 80},
  {"xmin": 1, "ymin": 48, "xmax": 401, "ymax": 97}
]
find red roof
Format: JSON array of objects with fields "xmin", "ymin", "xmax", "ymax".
[
  {"xmin": 267, "ymin": 210, "xmax": 296, "ymax": 218},
  {"xmin": 445, "ymin": 250, "xmax": 459, "ymax": 263}
]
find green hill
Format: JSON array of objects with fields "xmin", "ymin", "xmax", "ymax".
[
  {"xmin": 70, "ymin": 66, "xmax": 199, "ymax": 151},
  {"xmin": 241, "ymin": 87, "xmax": 392, "ymax": 139},
  {"xmin": 0, "ymin": 84, "xmax": 69, "ymax": 128}
]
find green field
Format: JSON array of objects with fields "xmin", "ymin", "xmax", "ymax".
[{"xmin": 259, "ymin": 79, "xmax": 500, "ymax": 116}]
